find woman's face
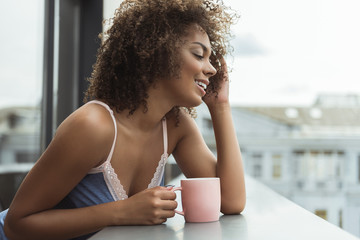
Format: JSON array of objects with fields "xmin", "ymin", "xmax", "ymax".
[{"xmin": 162, "ymin": 25, "xmax": 217, "ymax": 107}]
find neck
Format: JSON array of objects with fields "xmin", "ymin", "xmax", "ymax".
[{"xmin": 114, "ymin": 85, "xmax": 175, "ymax": 133}]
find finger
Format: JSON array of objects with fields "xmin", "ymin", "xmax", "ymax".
[
  {"xmin": 158, "ymin": 189, "xmax": 177, "ymax": 200},
  {"xmin": 161, "ymin": 200, "xmax": 178, "ymax": 210},
  {"xmin": 165, "ymin": 184, "xmax": 175, "ymax": 190},
  {"xmin": 220, "ymin": 57, "xmax": 228, "ymax": 72},
  {"xmin": 159, "ymin": 210, "xmax": 176, "ymax": 219},
  {"xmin": 148, "ymin": 186, "xmax": 174, "ymax": 196},
  {"xmin": 159, "ymin": 218, "xmax": 167, "ymax": 224},
  {"xmin": 151, "ymin": 217, "xmax": 167, "ymax": 225},
  {"xmin": 219, "ymin": 57, "xmax": 228, "ymax": 81},
  {"xmin": 152, "ymin": 186, "xmax": 168, "ymax": 191}
]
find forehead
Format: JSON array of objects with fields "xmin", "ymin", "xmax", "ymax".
[{"xmin": 181, "ymin": 25, "xmax": 211, "ymax": 50}]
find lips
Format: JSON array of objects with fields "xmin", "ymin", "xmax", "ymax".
[{"xmin": 195, "ymin": 80, "xmax": 207, "ymax": 90}]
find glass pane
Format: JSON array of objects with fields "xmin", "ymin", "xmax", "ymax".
[
  {"xmin": 0, "ymin": 0, "xmax": 44, "ymax": 210},
  {"xmin": 225, "ymin": 0, "xmax": 360, "ymax": 237},
  {"xmin": 102, "ymin": 1, "xmax": 360, "ymax": 237}
]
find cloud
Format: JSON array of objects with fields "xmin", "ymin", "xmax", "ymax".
[{"xmin": 230, "ymin": 33, "xmax": 267, "ymax": 56}]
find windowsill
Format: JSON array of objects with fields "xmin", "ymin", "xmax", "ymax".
[
  {"xmin": 91, "ymin": 174, "xmax": 359, "ymax": 240},
  {"xmin": 0, "ymin": 163, "xmax": 34, "ymax": 174}
]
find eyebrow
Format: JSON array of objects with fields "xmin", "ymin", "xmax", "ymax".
[{"xmin": 191, "ymin": 42, "xmax": 209, "ymax": 53}]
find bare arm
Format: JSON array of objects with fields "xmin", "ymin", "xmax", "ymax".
[
  {"xmin": 173, "ymin": 58, "xmax": 245, "ymax": 214},
  {"xmin": 4, "ymin": 106, "xmax": 115, "ymax": 240},
  {"xmin": 4, "ymin": 105, "xmax": 176, "ymax": 240},
  {"xmin": 207, "ymin": 103, "xmax": 246, "ymax": 214}
]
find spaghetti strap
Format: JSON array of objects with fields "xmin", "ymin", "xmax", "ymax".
[
  {"xmin": 85, "ymin": 100, "xmax": 118, "ymax": 169},
  {"xmin": 148, "ymin": 117, "xmax": 169, "ymax": 188},
  {"xmin": 84, "ymin": 101, "xmax": 127, "ymax": 201},
  {"xmin": 162, "ymin": 118, "xmax": 168, "ymax": 155},
  {"xmin": 85, "ymin": 100, "xmax": 168, "ymax": 198}
]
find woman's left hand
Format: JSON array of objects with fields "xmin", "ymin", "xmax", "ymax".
[{"xmin": 203, "ymin": 57, "xmax": 230, "ymax": 109}]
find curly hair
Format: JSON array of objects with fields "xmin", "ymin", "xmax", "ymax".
[{"xmin": 84, "ymin": 0, "xmax": 237, "ymax": 118}]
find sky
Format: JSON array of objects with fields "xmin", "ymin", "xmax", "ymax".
[
  {"xmin": 0, "ymin": 0, "xmax": 44, "ymax": 108},
  {"xmin": 1, "ymin": 0, "xmax": 360, "ymax": 108},
  {"xmin": 225, "ymin": 0, "xmax": 360, "ymax": 106}
]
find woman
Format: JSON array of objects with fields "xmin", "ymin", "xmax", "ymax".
[{"xmin": 1, "ymin": 0, "xmax": 245, "ymax": 239}]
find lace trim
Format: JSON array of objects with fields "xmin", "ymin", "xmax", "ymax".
[
  {"xmin": 148, "ymin": 153, "xmax": 168, "ymax": 188},
  {"xmin": 87, "ymin": 162, "xmax": 105, "ymax": 174},
  {"xmin": 90, "ymin": 153, "xmax": 168, "ymax": 200},
  {"xmin": 86, "ymin": 100, "xmax": 168, "ymax": 198},
  {"xmin": 103, "ymin": 162, "xmax": 128, "ymax": 200}
]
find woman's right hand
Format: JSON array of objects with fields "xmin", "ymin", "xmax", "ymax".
[{"xmin": 113, "ymin": 186, "xmax": 177, "ymax": 225}]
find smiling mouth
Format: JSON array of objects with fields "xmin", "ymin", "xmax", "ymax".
[{"xmin": 195, "ymin": 80, "xmax": 207, "ymax": 90}]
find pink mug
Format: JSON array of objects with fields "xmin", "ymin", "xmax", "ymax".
[{"xmin": 171, "ymin": 177, "xmax": 221, "ymax": 223}]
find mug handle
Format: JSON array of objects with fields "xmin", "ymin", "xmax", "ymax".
[{"xmin": 171, "ymin": 187, "xmax": 184, "ymax": 216}]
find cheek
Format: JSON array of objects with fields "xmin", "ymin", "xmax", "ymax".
[
  {"xmin": 179, "ymin": 52, "xmax": 202, "ymax": 74},
  {"xmin": 182, "ymin": 60, "xmax": 202, "ymax": 76}
]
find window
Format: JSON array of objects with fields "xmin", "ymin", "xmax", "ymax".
[
  {"xmin": 339, "ymin": 209, "xmax": 343, "ymax": 228},
  {"xmin": 252, "ymin": 153, "xmax": 263, "ymax": 178},
  {"xmin": 16, "ymin": 152, "xmax": 40, "ymax": 164},
  {"xmin": 216, "ymin": 0, "xmax": 360, "ymax": 237},
  {"xmin": 272, "ymin": 154, "xmax": 282, "ymax": 179},
  {"xmin": 0, "ymin": 0, "xmax": 102, "ymax": 210},
  {"xmin": 324, "ymin": 150, "xmax": 335, "ymax": 179},
  {"xmin": 0, "ymin": 0, "xmax": 44, "ymax": 210},
  {"xmin": 293, "ymin": 150, "xmax": 305, "ymax": 178},
  {"xmin": 315, "ymin": 209, "xmax": 327, "ymax": 221},
  {"xmin": 0, "ymin": 0, "xmax": 44, "ymax": 166}
]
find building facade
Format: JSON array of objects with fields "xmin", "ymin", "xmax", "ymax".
[
  {"xmin": 196, "ymin": 94, "xmax": 360, "ymax": 237},
  {"xmin": 0, "ymin": 106, "xmax": 40, "ymax": 165}
]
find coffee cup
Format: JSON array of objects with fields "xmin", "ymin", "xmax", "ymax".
[{"xmin": 170, "ymin": 177, "xmax": 221, "ymax": 223}]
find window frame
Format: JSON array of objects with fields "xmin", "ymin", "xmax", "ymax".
[{"xmin": 41, "ymin": 0, "xmax": 103, "ymax": 150}]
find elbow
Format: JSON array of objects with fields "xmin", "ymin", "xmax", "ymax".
[
  {"xmin": 221, "ymin": 203, "xmax": 245, "ymax": 215},
  {"xmin": 220, "ymin": 196, "xmax": 246, "ymax": 215},
  {"xmin": 4, "ymin": 215, "xmax": 24, "ymax": 240},
  {"xmin": 4, "ymin": 220, "xmax": 17, "ymax": 240}
]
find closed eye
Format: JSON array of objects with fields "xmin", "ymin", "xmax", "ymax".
[{"xmin": 193, "ymin": 53, "xmax": 204, "ymax": 60}]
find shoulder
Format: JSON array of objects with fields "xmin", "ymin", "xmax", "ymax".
[
  {"xmin": 166, "ymin": 107, "xmax": 199, "ymax": 141},
  {"xmin": 57, "ymin": 103, "xmax": 114, "ymax": 138},
  {"xmin": 51, "ymin": 102, "xmax": 116, "ymax": 165}
]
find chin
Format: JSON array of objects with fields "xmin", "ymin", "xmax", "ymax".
[{"xmin": 182, "ymin": 98, "xmax": 203, "ymax": 108}]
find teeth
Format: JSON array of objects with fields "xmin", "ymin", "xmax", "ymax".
[{"xmin": 195, "ymin": 80, "xmax": 207, "ymax": 90}]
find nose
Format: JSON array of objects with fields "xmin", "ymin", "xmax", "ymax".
[{"xmin": 204, "ymin": 61, "xmax": 217, "ymax": 77}]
